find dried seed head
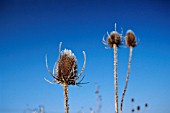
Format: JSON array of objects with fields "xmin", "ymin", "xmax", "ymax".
[
  {"xmin": 125, "ymin": 30, "xmax": 137, "ymax": 47},
  {"xmin": 145, "ymin": 103, "xmax": 148, "ymax": 107},
  {"xmin": 102, "ymin": 23, "xmax": 122, "ymax": 48},
  {"xmin": 107, "ymin": 31, "xmax": 121, "ymax": 47},
  {"xmin": 131, "ymin": 98, "xmax": 134, "ymax": 102},
  {"xmin": 57, "ymin": 49, "xmax": 77, "ymax": 84},
  {"xmin": 45, "ymin": 42, "xmax": 87, "ymax": 86},
  {"xmin": 131, "ymin": 109, "xmax": 135, "ymax": 112},
  {"xmin": 137, "ymin": 106, "xmax": 140, "ymax": 111}
]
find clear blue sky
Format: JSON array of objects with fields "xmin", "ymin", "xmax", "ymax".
[{"xmin": 1, "ymin": 0, "xmax": 170, "ymax": 113}]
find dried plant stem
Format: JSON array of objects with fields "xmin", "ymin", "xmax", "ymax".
[
  {"xmin": 63, "ymin": 83, "xmax": 69, "ymax": 113},
  {"xmin": 113, "ymin": 44, "xmax": 119, "ymax": 113},
  {"xmin": 120, "ymin": 46, "xmax": 133, "ymax": 113}
]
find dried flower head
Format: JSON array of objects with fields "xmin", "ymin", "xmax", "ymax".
[
  {"xmin": 103, "ymin": 23, "xmax": 122, "ymax": 48},
  {"xmin": 131, "ymin": 98, "xmax": 134, "ymax": 102},
  {"xmin": 57, "ymin": 49, "xmax": 78, "ymax": 85},
  {"xmin": 145, "ymin": 103, "xmax": 148, "ymax": 107},
  {"xmin": 107, "ymin": 31, "xmax": 121, "ymax": 47},
  {"xmin": 125, "ymin": 30, "xmax": 137, "ymax": 47},
  {"xmin": 131, "ymin": 109, "xmax": 135, "ymax": 112},
  {"xmin": 137, "ymin": 106, "xmax": 140, "ymax": 111},
  {"xmin": 45, "ymin": 42, "xmax": 87, "ymax": 86}
]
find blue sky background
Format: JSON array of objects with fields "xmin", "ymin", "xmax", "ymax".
[{"xmin": 1, "ymin": 0, "xmax": 170, "ymax": 113}]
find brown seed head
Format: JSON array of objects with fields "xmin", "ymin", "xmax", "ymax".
[
  {"xmin": 131, "ymin": 98, "xmax": 134, "ymax": 102},
  {"xmin": 57, "ymin": 49, "xmax": 77, "ymax": 84},
  {"xmin": 131, "ymin": 109, "xmax": 135, "ymax": 112},
  {"xmin": 125, "ymin": 30, "xmax": 137, "ymax": 47},
  {"xmin": 107, "ymin": 31, "xmax": 121, "ymax": 47},
  {"xmin": 137, "ymin": 106, "xmax": 140, "ymax": 111}
]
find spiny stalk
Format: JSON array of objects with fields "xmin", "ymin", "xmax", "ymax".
[
  {"xmin": 113, "ymin": 44, "xmax": 119, "ymax": 113},
  {"xmin": 63, "ymin": 83, "xmax": 69, "ymax": 113},
  {"xmin": 102, "ymin": 23, "xmax": 121, "ymax": 113},
  {"xmin": 120, "ymin": 46, "xmax": 133, "ymax": 113},
  {"xmin": 120, "ymin": 30, "xmax": 137, "ymax": 113}
]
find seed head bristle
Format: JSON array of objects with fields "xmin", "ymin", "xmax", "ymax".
[{"xmin": 125, "ymin": 30, "xmax": 137, "ymax": 47}]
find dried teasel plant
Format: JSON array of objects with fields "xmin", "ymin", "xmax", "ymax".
[
  {"xmin": 130, "ymin": 98, "xmax": 149, "ymax": 113},
  {"xmin": 120, "ymin": 30, "xmax": 137, "ymax": 113},
  {"xmin": 103, "ymin": 24, "xmax": 140, "ymax": 113},
  {"xmin": 103, "ymin": 23, "xmax": 122, "ymax": 113},
  {"xmin": 45, "ymin": 42, "xmax": 87, "ymax": 113}
]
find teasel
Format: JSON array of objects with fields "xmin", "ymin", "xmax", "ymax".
[
  {"xmin": 45, "ymin": 42, "xmax": 87, "ymax": 113},
  {"xmin": 120, "ymin": 30, "xmax": 137, "ymax": 113},
  {"xmin": 103, "ymin": 23, "xmax": 122, "ymax": 113}
]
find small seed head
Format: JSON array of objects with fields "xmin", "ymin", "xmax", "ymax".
[
  {"xmin": 107, "ymin": 31, "xmax": 121, "ymax": 47},
  {"xmin": 131, "ymin": 109, "xmax": 135, "ymax": 112},
  {"xmin": 131, "ymin": 98, "xmax": 134, "ymax": 102},
  {"xmin": 137, "ymin": 106, "xmax": 140, "ymax": 111},
  {"xmin": 145, "ymin": 103, "xmax": 148, "ymax": 107},
  {"xmin": 125, "ymin": 30, "xmax": 137, "ymax": 47}
]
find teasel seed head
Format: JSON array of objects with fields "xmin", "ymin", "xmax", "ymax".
[
  {"xmin": 102, "ymin": 23, "xmax": 122, "ymax": 48},
  {"xmin": 107, "ymin": 31, "xmax": 121, "ymax": 47},
  {"xmin": 57, "ymin": 49, "xmax": 78, "ymax": 85},
  {"xmin": 45, "ymin": 42, "xmax": 87, "ymax": 86},
  {"xmin": 125, "ymin": 30, "xmax": 137, "ymax": 48}
]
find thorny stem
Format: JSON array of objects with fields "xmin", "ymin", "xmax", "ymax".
[
  {"xmin": 113, "ymin": 44, "xmax": 119, "ymax": 113},
  {"xmin": 120, "ymin": 46, "xmax": 133, "ymax": 113},
  {"xmin": 63, "ymin": 83, "xmax": 69, "ymax": 113}
]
